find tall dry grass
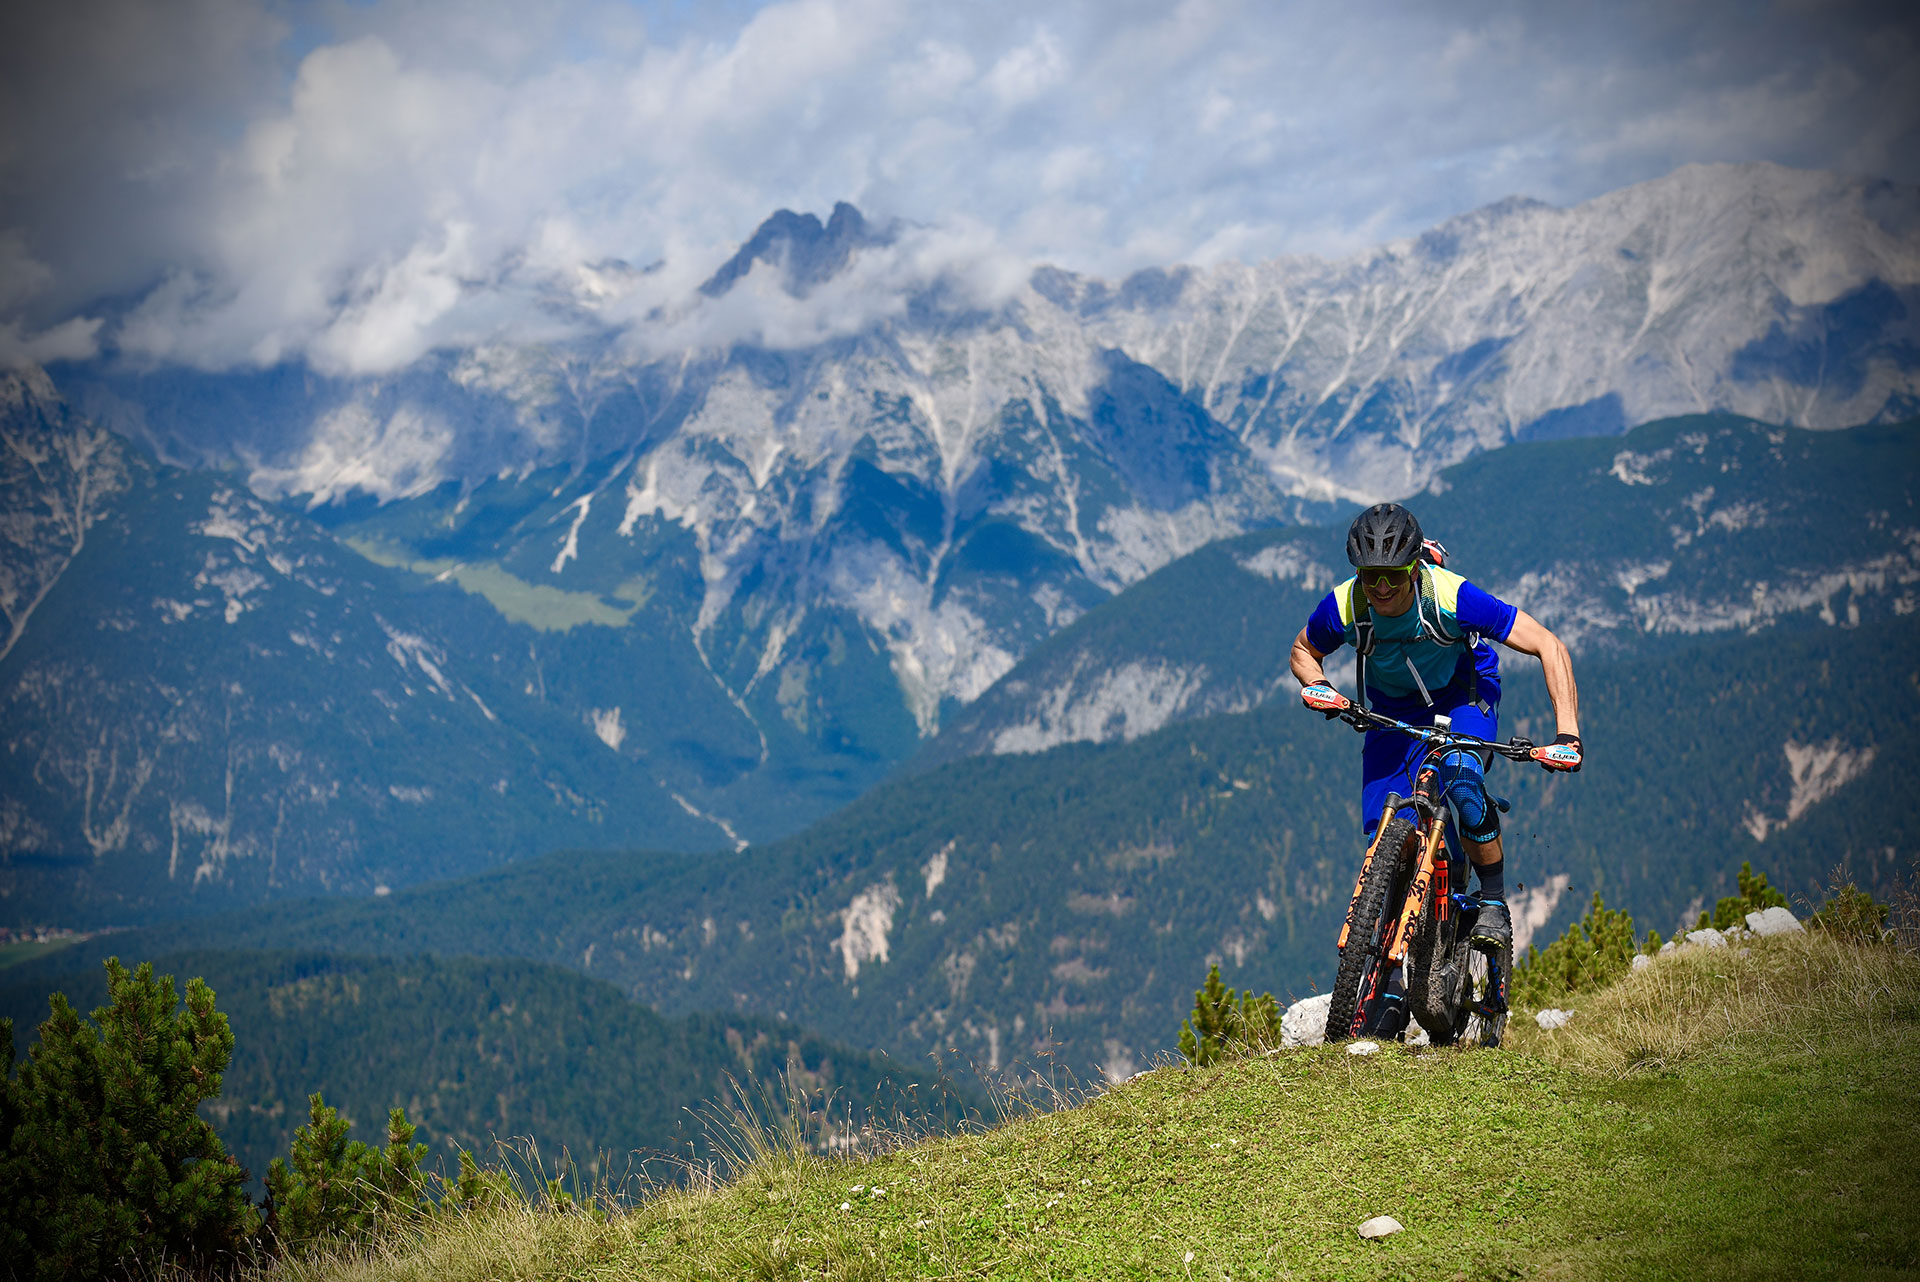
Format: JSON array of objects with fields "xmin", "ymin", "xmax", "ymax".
[
  {"xmin": 253, "ymin": 1065, "xmax": 988, "ymax": 1282},
  {"xmin": 1506, "ymin": 928, "xmax": 1920, "ymax": 1075}
]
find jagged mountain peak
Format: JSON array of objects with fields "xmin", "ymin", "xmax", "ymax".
[
  {"xmin": 0, "ymin": 363, "xmax": 63, "ymax": 417},
  {"xmin": 700, "ymin": 200, "xmax": 890, "ymax": 299},
  {"xmin": 12, "ymin": 165, "xmax": 1916, "ymax": 907},
  {"xmin": 7, "ymin": 164, "xmax": 1920, "ymax": 928}
]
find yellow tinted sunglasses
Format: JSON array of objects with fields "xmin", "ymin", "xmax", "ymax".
[{"xmin": 1360, "ymin": 562, "xmax": 1418, "ymax": 588}]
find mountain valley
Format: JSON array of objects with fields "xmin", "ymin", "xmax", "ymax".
[
  {"xmin": 1, "ymin": 161, "xmax": 1916, "ymax": 1088},
  {"xmin": 3, "ymin": 167, "xmax": 1920, "ymax": 932},
  {"xmin": 0, "ymin": 949, "xmax": 972, "ymax": 1192},
  {"xmin": 18, "ymin": 601, "xmax": 1914, "ymax": 1082}
]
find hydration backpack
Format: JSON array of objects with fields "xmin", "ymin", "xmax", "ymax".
[{"xmin": 1347, "ymin": 539, "xmax": 1476, "ymax": 710}]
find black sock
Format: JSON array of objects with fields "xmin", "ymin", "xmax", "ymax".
[{"xmin": 1475, "ymin": 859, "xmax": 1505, "ymax": 901}]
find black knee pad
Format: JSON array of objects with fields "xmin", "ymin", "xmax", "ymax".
[
  {"xmin": 1460, "ymin": 804, "xmax": 1501, "ymax": 845},
  {"xmin": 1453, "ymin": 782, "xmax": 1501, "ymax": 845}
]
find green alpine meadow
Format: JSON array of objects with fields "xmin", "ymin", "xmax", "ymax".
[{"xmin": 324, "ymin": 925, "xmax": 1905, "ymax": 1281}]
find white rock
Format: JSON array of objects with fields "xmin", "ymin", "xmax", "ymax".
[
  {"xmin": 1405, "ymin": 1024, "xmax": 1431, "ymax": 1047},
  {"xmin": 1659, "ymin": 939, "xmax": 1676, "ymax": 953},
  {"xmin": 1631, "ymin": 953, "xmax": 1652, "ymax": 971},
  {"xmin": 1347, "ymin": 1040, "xmax": 1381, "ymax": 1056},
  {"xmin": 1746, "ymin": 906, "xmax": 1803, "ymax": 937},
  {"xmin": 1686, "ymin": 928, "xmax": 1729, "ymax": 949},
  {"xmin": 1535, "ymin": 1008, "xmax": 1575, "ymax": 1030},
  {"xmin": 1357, "ymin": 1215, "xmax": 1404, "ymax": 1239},
  {"xmin": 1281, "ymin": 993, "xmax": 1333, "ymax": 1048}
]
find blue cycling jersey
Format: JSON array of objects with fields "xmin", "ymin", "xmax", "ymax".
[
  {"xmin": 1306, "ymin": 565, "xmax": 1523, "ymax": 839},
  {"xmin": 1304, "ymin": 565, "xmax": 1518, "ymax": 713}
]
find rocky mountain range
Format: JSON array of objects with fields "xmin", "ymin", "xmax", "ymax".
[
  {"xmin": 4, "ymin": 162, "xmax": 1917, "ymax": 925},
  {"xmin": 928, "ymin": 413, "xmax": 1920, "ymax": 760}
]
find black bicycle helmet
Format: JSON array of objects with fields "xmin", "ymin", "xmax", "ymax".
[{"xmin": 1345, "ymin": 502, "xmax": 1424, "ymax": 568}]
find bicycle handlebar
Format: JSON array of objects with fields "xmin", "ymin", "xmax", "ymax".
[{"xmin": 1332, "ymin": 702, "xmax": 1537, "ymax": 762}]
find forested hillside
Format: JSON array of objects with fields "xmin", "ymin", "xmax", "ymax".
[
  {"xmin": 19, "ymin": 611, "xmax": 1911, "ymax": 1082},
  {"xmin": 930, "ymin": 414, "xmax": 1920, "ymax": 759},
  {"xmin": 0, "ymin": 951, "xmax": 973, "ymax": 1192}
]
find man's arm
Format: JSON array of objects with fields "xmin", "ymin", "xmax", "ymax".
[
  {"xmin": 1290, "ymin": 626, "xmax": 1332, "ymax": 688},
  {"xmin": 1501, "ymin": 610, "xmax": 1580, "ymax": 738}
]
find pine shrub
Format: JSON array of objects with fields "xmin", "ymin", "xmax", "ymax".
[
  {"xmin": 1512, "ymin": 891, "xmax": 1641, "ymax": 1010},
  {"xmin": 448, "ymin": 1147, "xmax": 518, "ymax": 1213},
  {"xmin": 1177, "ymin": 964, "xmax": 1281, "ymax": 1066},
  {"xmin": 265, "ymin": 1094, "xmax": 430, "ymax": 1255},
  {"xmin": 1806, "ymin": 874, "xmax": 1889, "ymax": 944},
  {"xmin": 1700, "ymin": 860, "xmax": 1789, "ymax": 931},
  {"xmin": 0, "ymin": 959, "xmax": 260, "ymax": 1280}
]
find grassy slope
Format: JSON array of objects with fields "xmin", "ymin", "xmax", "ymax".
[
  {"xmin": 274, "ymin": 931, "xmax": 1920, "ymax": 1281},
  {"xmin": 0, "ymin": 938, "xmax": 80, "ymax": 971}
]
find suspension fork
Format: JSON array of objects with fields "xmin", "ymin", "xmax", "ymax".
[{"xmin": 1387, "ymin": 764, "xmax": 1449, "ymax": 965}]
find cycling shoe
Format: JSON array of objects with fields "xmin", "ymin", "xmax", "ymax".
[{"xmin": 1470, "ymin": 899, "xmax": 1511, "ymax": 951}]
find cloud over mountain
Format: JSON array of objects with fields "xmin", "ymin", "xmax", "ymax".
[{"xmin": 1, "ymin": 0, "xmax": 1916, "ymax": 377}]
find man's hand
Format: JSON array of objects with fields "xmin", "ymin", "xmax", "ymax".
[
  {"xmin": 1531, "ymin": 733, "xmax": 1583, "ymax": 772},
  {"xmin": 1301, "ymin": 682, "xmax": 1350, "ymax": 719}
]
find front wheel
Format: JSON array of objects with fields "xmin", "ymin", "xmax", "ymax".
[{"xmin": 1324, "ymin": 816, "xmax": 1416, "ymax": 1042}]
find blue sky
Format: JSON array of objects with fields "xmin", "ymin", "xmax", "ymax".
[{"xmin": 1, "ymin": 0, "xmax": 1914, "ymax": 373}]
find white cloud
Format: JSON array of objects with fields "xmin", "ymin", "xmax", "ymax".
[
  {"xmin": 248, "ymin": 400, "xmax": 455, "ymax": 503},
  {"xmin": 0, "ymin": 318, "xmax": 103, "ymax": 369},
  {"xmin": 985, "ymin": 27, "xmax": 1067, "ymax": 108},
  {"xmin": 309, "ymin": 222, "xmax": 478, "ymax": 376},
  {"xmin": 0, "ymin": 0, "xmax": 1913, "ymax": 377}
]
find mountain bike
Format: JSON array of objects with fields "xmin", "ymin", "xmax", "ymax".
[{"xmin": 1302, "ymin": 696, "xmax": 1555, "ymax": 1048}]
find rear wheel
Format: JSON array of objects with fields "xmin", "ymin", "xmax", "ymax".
[
  {"xmin": 1324, "ymin": 816, "xmax": 1416, "ymax": 1042},
  {"xmin": 1409, "ymin": 880, "xmax": 1464, "ymax": 1042},
  {"xmin": 1451, "ymin": 930, "xmax": 1512, "ymax": 1048}
]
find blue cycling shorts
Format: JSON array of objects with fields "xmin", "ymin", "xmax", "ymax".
[{"xmin": 1359, "ymin": 683, "xmax": 1500, "ymax": 843}]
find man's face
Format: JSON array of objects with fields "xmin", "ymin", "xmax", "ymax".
[{"xmin": 1358, "ymin": 564, "xmax": 1417, "ymax": 615}]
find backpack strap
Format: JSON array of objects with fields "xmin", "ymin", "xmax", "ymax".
[
  {"xmin": 1352, "ymin": 566, "xmax": 1486, "ymax": 713},
  {"xmin": 1412, "ymin": 563, "xmax": 1481, "ymax": 706},
  {"xmin": 1412, "ymin": 565, "xmax": 1460, "ymax": 646},
  {"xmin": 1348, "ymin": 578, "xmax": 1374, "ymax": 712}
]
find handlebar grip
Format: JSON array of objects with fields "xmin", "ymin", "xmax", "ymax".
[
  {"xmin": 1530, "ymin": 742, "xmax": 1583, "ymax": 771},
  {"xmin": 1301, "ymin": 684, "xmax": 1350, "ymax": 715}
]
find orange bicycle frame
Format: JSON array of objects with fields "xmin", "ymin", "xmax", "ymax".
[{"xmin": 1387, "ymin": 818, "xmax": 1448, "ymax": 965}]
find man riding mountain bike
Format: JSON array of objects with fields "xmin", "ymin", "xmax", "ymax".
[{"xmin": 1289, "ymin": 503, "xmax": 1584, "ymax": 950}]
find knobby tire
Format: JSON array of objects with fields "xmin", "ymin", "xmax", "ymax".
[
  {"xmin": 1456, "ymin": 932, "xmax": 1513, "ymax": 1048},
  {"xmin": 1408, "ymin": 867, "xmax": 1456, "ymax": 1040},
  {"xmin": 1324, "ymin": 815, "xmax": 1416, "ymax": 1042}
]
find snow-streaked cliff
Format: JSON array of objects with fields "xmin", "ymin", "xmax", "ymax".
[
  {"xmin": 6, "ymin": 164, "xmax": 1916, "ymax": 918},
  {"xmin": 69, "ymin": 163, "xmax": 1905, "ymax": 725}
]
